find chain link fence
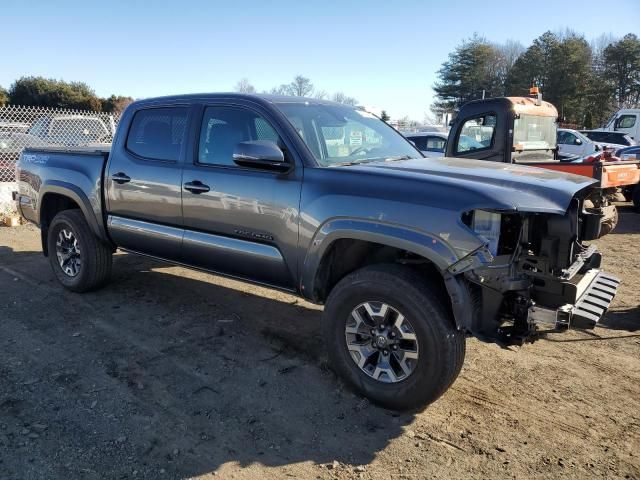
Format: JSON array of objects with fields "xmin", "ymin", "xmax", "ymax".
[{"xmin": 0, "ymin": 105, "xmax": 120, "ymax": 215}]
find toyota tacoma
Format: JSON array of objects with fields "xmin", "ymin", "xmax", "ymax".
[{"xmin": 14, "ymin": 93, "xmax": 620, "ymax": 410}]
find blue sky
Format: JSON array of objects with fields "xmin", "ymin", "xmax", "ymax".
[{"xmin": 3, "ymin": 0, "xmax": 639, "ymax": 120}]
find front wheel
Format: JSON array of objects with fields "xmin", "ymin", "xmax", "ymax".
[
  {"xmin": 323, "ymin": 264, "xmax": 465, "ymax": 410},
  {"xmin": 47, "ymin": 209, "xmax": 113, "ymax": 292}
]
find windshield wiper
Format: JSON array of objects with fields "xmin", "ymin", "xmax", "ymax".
[
  {"xmin": 331, "ymin": 160, "xmax": 369, "ymax": 167},
  {"xmin": 330, "ymin": 155, "xmax": 414, "ymax": 167}
]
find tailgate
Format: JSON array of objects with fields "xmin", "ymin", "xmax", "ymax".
[{"xmin": 600, "ymin": 161, "xmax": 640, "ymax": 188}]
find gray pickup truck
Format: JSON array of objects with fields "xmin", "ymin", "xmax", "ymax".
[{"xmin": 15, "ymin": 94, "xmax": 620, "ymax": 410}]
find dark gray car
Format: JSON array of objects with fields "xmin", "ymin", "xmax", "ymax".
[{"xmin": 15, "ymin": 94, "xmax": 620, "ymax": 410}]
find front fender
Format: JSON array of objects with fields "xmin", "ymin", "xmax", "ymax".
[{"xmin": 300, "ymin": 218, "xmax": 462, "ymax": 300}]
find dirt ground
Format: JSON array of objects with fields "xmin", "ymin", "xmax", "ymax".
[{"xmin": 0, "ymin": 205, "xmax": 638, "ymax": 480}]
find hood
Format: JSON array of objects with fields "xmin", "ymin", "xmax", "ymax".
[{"xmin": 346, "ymin": 157, "xmax": 597, "ymax": 214}]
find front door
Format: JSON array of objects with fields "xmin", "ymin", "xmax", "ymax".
[
  {"xmin": 180, "ymin": 103, "xmax": 302, "ymax": 289},
  {"xmin": 105, "ymin": 105, "xmax": 190, "ymax": 259},
  {"xmin": 557, "ymin": 130, "xmax": 585, "ymax": 157}
]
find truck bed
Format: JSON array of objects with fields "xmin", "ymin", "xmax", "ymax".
[{"xmin": 17, "ymin": 146, "xmax": 110, "ymax": 240}]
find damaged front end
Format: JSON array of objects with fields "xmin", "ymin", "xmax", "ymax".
[{"xmin": 448, "ymin": 195, "xmax": 620, "ymax": 346}]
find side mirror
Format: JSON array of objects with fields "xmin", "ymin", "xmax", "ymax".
[
  {"xmin": 233, "ymin": 140, "xmax": 290, "ymax": 172},
  {"xmin": 575, "ymin": 138, "xmax": 582, "ymax": 145}
]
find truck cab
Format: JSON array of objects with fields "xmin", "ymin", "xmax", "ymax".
[
  {"xmin": 603, "ymin": 109, "xmax": 640, "ymax": 142},
  {"xmin": 446, "ymin": 96, "xmax": 560, "ymax": 163}
]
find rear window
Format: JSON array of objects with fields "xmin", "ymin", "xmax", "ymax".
[
  {"xmin": 426, "ymin": 136, "xmax": 446, "ymax": 151},
  {"xmin": 50, "ymin": 118, "xmax": 110, "ymax": 145},
  {"xmin": 407, "ymin": 136, "xmax": 427, "ymax": 150},
  {"xmin": 582, "ymin": 131, "xmax": 631, "ymax": 146},
  {"xmin": 126, "ymin": 107, "xmax": 188, "ymax": 161}
]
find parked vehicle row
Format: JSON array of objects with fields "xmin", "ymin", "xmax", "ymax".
[
  {"xmin": 0, "ymin": 114, "xmax": 113, "ymax": 179},
  {"xmin": 409, "ymin": 127, "xmax": 636, "ymax": 161},
  {"xmin": 15, "ymin": 93, "xmax": 622, "ymax": 410}
]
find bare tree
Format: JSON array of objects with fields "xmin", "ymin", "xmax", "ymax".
[
  {"xmin": 266, "ymin": 84, "xmax": 289, "ymax": 95},
  {"xmin": 314, "ymin": 89, "xmax": 328, "ymax": 100},
  {"xmin": 492, "ymin": 40, "xmax": 524, "ymax": 95},
  {"xmin": 331, "ymin": 91, "xmax": 358, "ymax": 106},
  {"xmin": 287, "ymin": 75, "xmax": 314, "ymax": 97},
  {"xmin": 234, "ymin": 78, "xmax": 256, "ymax": 94}
]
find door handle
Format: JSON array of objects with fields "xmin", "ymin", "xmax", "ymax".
[
  {"xmin": 111, "ymin": 172, "xmax": 131, "ymax": 184},
  {"xmin": 184, "ymin": 181, "xmax": 210, "ymax": 194}
]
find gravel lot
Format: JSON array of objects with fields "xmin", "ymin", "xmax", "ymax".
[{"xmin": 0, "ymin": 205, "xmax": 638, "ymax": 480}]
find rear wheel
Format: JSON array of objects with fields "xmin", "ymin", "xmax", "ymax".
[
  {"xmin": 323, "ymin": 264, "xmax": 465, "ymax": 410},
  {"xmin": 47, "ymin": 209, "xmax": 112, "ymax": 292}
]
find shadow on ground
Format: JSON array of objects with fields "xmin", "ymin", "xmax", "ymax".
[
  {"xmin": 0, "ymin": 246, "xmax": 414, "ymax": 479},
  {"xmin": 608, "ymin": 204, "xmax": 639, "ymax": 235}
]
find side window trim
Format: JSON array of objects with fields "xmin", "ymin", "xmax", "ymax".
[{"xmin": 124, "ymin": 105, "xmax": 189, "ymax": 163}]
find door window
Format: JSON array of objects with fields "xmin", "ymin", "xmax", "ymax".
[
  {"xmin": 198, "ymin": 106, "xmax": 281, "ymax": 167},
  {"xmin": 126, "ymin": 107, "xmax": 188, "ymax": 161},
  {"xmin": 616, "ymin": 115, "xmax": 636, "ymax": 129},
  {"xmin": 558, "ymin": 131, "xmax": 579, "ymax": 145},
  {"xmin": 456, "ymin": 114, "xmax": 496, "ymax": 153}
]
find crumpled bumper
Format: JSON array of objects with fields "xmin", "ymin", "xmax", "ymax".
[{"xmin": 528, "ymin": 269, "xmax": 620, "ymax": 330}]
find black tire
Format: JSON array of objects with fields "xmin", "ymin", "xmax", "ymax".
[
  {"xmin": 633, "ymin": 185, "xmax": 640, "ymax": 213},
  {"xmin": 47, "ymin": 209, "xmax": 112, "ymax": 292},
  {"xmin": 323, "ymin": 263, "xmax": 465, "ymax": 410}
]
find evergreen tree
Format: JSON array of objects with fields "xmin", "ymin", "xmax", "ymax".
[
  {"xmin": 433, "ymin": 35, "xmax": 506, "ymax": 113},
  {"xmin": 604, "ymin": 34, "xmax": 640, "ymax": 108},
  {"xmin": 8, "ymin": 76, "xmax": 102, "ymax": 111}
]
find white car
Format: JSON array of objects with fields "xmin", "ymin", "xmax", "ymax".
[
  {"xmin": 556, "ymin": 128, "xmax": 602, "ymax": 158},
  {"xmin": 403, "ymin": 131, "xmax": 486, "ymax": 157}
]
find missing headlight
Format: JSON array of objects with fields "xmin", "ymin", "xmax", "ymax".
[{"xmin": 462, "ymin": 210, "xmax": 522, "ymax": 257}]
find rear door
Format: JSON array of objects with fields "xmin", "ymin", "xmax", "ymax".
[
  {"xmin": 105, "ymin": 104, "xmax": 192, "ymax": 259},
  {"xmin": 180, "ymin": 101, "xmax": 302, "ymax": 289}
]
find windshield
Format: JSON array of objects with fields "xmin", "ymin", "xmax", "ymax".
[
  {"xmin": 513, "ymin": 114, "xmax": 557, "ymax": 150},
  {"xmin": 275, "ymin": 102, "xmax": 421, "ymax": 166}
]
